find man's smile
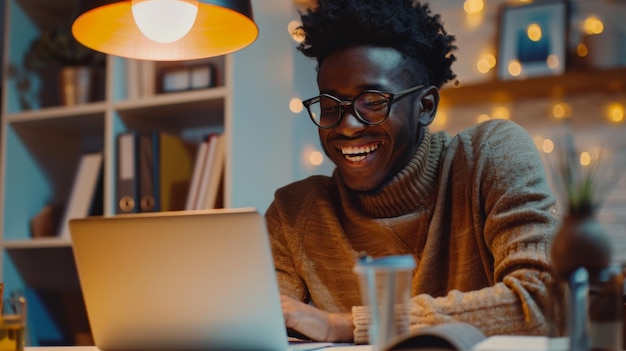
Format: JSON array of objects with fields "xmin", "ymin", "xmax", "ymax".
[{"xmin": 338, "ymin": 142, "xmax": 382, "ymax": 162}]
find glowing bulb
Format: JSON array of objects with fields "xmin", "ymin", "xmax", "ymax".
[{"xmin": 132, "ymin": 0, "xmax": 199, "ymax": 43}]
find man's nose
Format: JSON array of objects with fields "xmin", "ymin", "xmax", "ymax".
[{"xmin": 334, "ymin": 104, "xmax": 367, "ymax": 136}]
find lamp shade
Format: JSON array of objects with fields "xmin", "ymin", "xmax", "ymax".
[{"xmin": 72, "ymin": 0, "xmax": 258, "ymax": 61}]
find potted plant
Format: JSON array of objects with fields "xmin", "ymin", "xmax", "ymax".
[
  {"xmin": 549, "ymin": 133, "xmax": 613, "ymax": 279},
  {"xmin": 25, "ymin": 28, "xmax": 105, "ymax": 106}
]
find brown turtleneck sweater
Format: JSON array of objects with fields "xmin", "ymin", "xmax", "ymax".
[{"xmin": 265, "ymin": 119, "xmax": 559, "ymax": 342}]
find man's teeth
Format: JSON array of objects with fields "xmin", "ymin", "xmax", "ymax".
[{"xmin": 341, "ymin": 143, "xmax": 380, "ymax": 161}]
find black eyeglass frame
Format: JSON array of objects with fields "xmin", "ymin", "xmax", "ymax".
[{"xmin": 302, "ymin": 84, "xmax": 425, "ymax": 129}]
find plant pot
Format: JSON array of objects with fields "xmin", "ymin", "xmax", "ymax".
[
  {"xmin": 550, "ymin": 215, "xmax": 612, "ymax": 279},
  {"xmin": 59, "ymin": 66, "xmax": 93, "ymax": 106}
]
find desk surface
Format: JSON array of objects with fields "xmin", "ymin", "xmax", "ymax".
[{"xmin": 23, "ymin": 336, "xmax": 568, "ymax": 351}]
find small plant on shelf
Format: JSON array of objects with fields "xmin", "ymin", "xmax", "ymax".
[{"xmin": 25, "ymin": 28, "xmax": 104, "ymax": 69}]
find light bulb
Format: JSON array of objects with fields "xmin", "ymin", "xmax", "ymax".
[{"xmin": 132, "ymin": 0, "xmax": 199, "ymax": 43}]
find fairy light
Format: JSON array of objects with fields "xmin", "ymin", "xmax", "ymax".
[
  {"xmin": 463, "ymin": 0, "xmax": 484, "ymax": 14},
  {"xmin": 552, "ymin": 102, "xmax": 571, "ymax": 119},
  {"xmin": 288, "ymin": 21, "xmax": 305, "ymax": 43},
  {"xmin": 508, "ymin": 60, "xmax": 522, "ymax": 77},
  {"xmin": 542, "ymin": 138, "xmax": 554, "ymax": 154},
  {"xmin": 527, "ymin": 23, "xmax": 542, "ymax": 42},
  {"xmin": 607, "ymin": 103, "xmax": 624, "ymax": 123},
  {"xmin": 308, "ymin": 151, "xmax": 324, "ymax": 166},
  {"xmin": 477, "ymin": 114, "xmax": 491, "ymax": 123},
  {"xmin": 580, "ymin": 151, "xmax": 591, "ymax": 166},
  {"xmin": 577, "ymin": 43, "xmax": 589, "ymax": 57},
  {"xmin": 492, "ymin": 106, "xmax": 510, "ymax": 120},
  {"xmin": 583, "ymin": 16, "xmax": 604, "ymax": 35},
  {"xmin": 289, "ymin": 97, "xmax": 303, "ymax": 113},
  {"xmin": 546, "ymin": 54, "xmax": 560, "ymax": 70},
  {"xmin": 476, "ymin": 53, "xmax": 496, "ymax": 74}
]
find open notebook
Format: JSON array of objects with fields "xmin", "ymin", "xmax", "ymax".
[{"xmin": 70, "ymin": 208, "xmax": 299, "ymax": 351}]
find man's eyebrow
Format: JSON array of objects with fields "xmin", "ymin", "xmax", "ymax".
[{"xmin": 319, "ymin": 84, "xmax": 389, "ymax": 97}]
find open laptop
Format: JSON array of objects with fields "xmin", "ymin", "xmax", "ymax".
[{"xmin": 69, "ymin": 208, "xmax": 291, "ymax": 351}]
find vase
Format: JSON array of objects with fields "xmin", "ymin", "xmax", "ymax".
[
  {"xmin": 59, "ymin": 66, "xmax": 93, "ymax": 106},
  {"xmin": 548, "ymin": 214, "xmax": 619, "ymax": 351}
]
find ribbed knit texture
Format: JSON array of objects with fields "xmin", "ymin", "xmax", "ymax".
[{"xmin": 266, "ymin": 119, "xmax": 560, "ymax": 343}]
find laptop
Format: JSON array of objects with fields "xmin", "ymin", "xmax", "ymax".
[{"xmin": 69, "ymin": 208, "xmax": 290, "ymax": 351}]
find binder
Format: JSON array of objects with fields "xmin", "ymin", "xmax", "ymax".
[
  {"xmin": 116, "ymin": 132, "xmax": 139, "ymax": 214},
  {"xmin": 58, "ymin": 152, "xmax": 104, "ymax": 238},
  {"xmin": 139, "ymin": 131, "xmax": 198, "ymax": 212},
  {"xmin": 138, "ymin": 132, "xmax": 158, "ymax": 212}
]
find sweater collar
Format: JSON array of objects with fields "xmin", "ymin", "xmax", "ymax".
[{"xmin": 336, "ymin": 128, "xmax": 446, "ymax": 218}]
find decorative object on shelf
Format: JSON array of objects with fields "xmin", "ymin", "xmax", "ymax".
[
  {"xmin": 497, "ymin": 0, "xmax": 568, "ymax": 81},
  {"xmin": 548, "ymin": 132, "xmax": 618, "ymax": 351},
  {"xmin": 159, "ymin": 63, "xmax": 216, "ymax": 93},
  {"xmin": 29, "ymin": 204, "xmax": 63, "ymax": 238},
  {"xmin": 71, "ymin": 0, "xmax": 258, "ymax": 61},
  {"xmin": 584, "ymin": 24, "xmax": 626, "ymax": 69},
  {"xmin": 26, "ymin": 28, "xmax": 105, "ymax": 106}
]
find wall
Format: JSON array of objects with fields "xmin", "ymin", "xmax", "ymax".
[{"xmin": 429, "ymin": 0, "xmax": 626, "ymax": 262}]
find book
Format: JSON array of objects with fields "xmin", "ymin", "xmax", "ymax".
[
  {"xmin": 138, "ymin": 131, "xmax": 198, "ymax": 212},
  {"xmin": 116, "ymin": 132, "xmax": 139, "ymax": 214},
  {"xmin": 200, "ymin": 133, "xmax": 225, "ymax": 210},
  {"xmin": 58, "ymin": 152, "xmax": 104, "ymax": 238},
  {"xmin": 185, "ymin": 136, "xmax": 211, "ymax": 210},
  {"xmin": 194, "ymin": 133, "xmax": 224, "ymax": 210}
]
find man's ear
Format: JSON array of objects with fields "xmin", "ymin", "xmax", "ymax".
[{"xmin": 418, "ymin": 86, "xmax": 439, "ymax": 126}]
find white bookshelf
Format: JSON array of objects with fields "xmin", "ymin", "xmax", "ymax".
[{"xmin": 1, "ymin": 0, "xmax": 308, "ymax": 345}]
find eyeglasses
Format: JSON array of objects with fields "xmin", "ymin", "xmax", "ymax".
[{"xmin": 302, "ymin": 85, "xmax": 425, "ymax": 129}]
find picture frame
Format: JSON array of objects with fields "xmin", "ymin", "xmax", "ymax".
[{"xmin": 497, "ymin": 0, "xmax": 568, "ymax": 81}]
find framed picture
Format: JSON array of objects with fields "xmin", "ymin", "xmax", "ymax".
[{"xmin": 497, "ymin": 0, "xmax": 568, "ymax": 81}]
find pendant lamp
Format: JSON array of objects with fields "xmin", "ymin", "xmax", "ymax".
[{"xmin": 72, "ymin": 0, "xmax": 258, "ymax": 61}]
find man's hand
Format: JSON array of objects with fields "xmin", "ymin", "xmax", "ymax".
[{"xmin": 280, "ymin": 295, "xmax": 354, "ymax": 342}]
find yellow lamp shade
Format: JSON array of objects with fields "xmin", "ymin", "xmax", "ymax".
[{"xmin": 72, "ymin": 0, "xmax": 258, "ymax": 61}]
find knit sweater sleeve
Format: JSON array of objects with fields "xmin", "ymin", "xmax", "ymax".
[
  {"xmin": 353, "ymin": 120, "xmax": 560, "ymax": 342},
  {"xmin": 265, "ymin": 175, "xmax": 333, "ymax": 302}
]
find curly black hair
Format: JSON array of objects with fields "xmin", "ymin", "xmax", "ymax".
[{"xmin": 297, "ymin": 0, "xmax": 457, "ymax": 88}]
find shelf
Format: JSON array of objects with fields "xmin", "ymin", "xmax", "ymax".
[
  {"xmin": 439, "ymin": 66, "xmax": 626, "ymax": 107},
  {"xmin": 3, "ymin": 237, "xmax": 72, "ymax": 249},
  {"xmin": 6, "ymin": 102, "xmax": 107, "ymax": 122}
]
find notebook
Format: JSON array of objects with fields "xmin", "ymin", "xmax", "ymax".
[{"xmin": 69, "ymin": 208, "xmax": 291, "ymax": 351}]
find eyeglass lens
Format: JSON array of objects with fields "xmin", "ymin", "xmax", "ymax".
[{"xmin": 308, "ymin": 92, "xmax": 390, "ymax": 128}]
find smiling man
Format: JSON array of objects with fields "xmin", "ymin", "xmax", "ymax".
[{"xmin": 265, "ymin": 0, "xmax": 560, "ymax": 344}]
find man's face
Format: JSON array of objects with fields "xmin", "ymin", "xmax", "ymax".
[{"xmin": 317, "ymin": 46, "xmax": 424, "ymax": 192}]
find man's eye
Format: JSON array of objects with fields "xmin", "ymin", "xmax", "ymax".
[
  {"xmin": 360, "ymin": 99, "xmax": 388, "ymax": 110},
  {"xmin": 321, "ymin": 106, "xmax": 340, "ymax": 114}
]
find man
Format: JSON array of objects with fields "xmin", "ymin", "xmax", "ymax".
[{"xmin": 266, "ymin": 0, "xmax": 559, "ymax": 343}]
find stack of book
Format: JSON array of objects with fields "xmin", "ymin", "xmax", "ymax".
[{"xmin": 115, "ymin": 131, "xmax": 224, "ymax": 214}]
